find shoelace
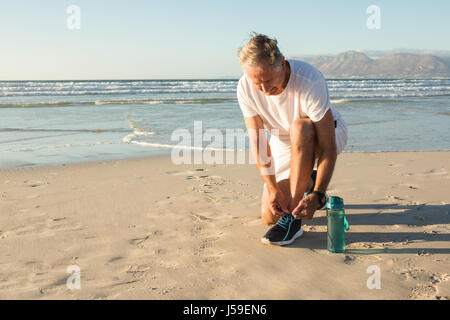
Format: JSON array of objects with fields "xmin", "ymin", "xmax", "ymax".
[{"xmin": 276, "ymin": 213, "xmax": 294, "ymax": 230}]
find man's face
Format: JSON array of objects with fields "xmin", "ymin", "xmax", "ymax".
[{"xmin": 243, "ymin": 59, "xmax": 287, "ymax": 96}]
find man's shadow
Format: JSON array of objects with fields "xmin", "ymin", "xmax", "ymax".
[{"xmin": 290, "ymin": 203, "xmax": 450, "ymax": 254}]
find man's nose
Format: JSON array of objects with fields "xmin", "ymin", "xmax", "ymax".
[{"xmin": 261, "ymin": 84, "xmax": 271, "ymax": 93}]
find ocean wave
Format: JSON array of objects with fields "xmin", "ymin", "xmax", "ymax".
[
  {"xmin": 0, "ymin": 141, "xmax": 123, "ymax": 153},
  {"xmin": 329, "ymin": 93, "xmax": 450, "ymax": 102},
  {"xmin": 1, "ymin": 92, "xmax": 447, "ymax": 108},
  {"xmin": 1, "ymin": 79, "xmax": 449, "ymax": 108},
  {"xmin": 2, "ymin": 79, "xmax": 449, "ymax": 97},
  {"xmin": 0, "ymin": 101, "xmax": 74, "ymax": 108},
  {"xmin": 122, "ymin": 135, "xmax": 236, "ymax": 151},
  {"xmin": 330, "ymin": 98, "xmax": 409, "ymax": 104},
  {"xmin": 0, "ymin": 88, "xmax": 237, "ymax": 97},
  {"xmin": 0, "ymin": 97, "xmax": 237, "ymax": 108},
  {"xmin": 0, "ymin": 80, "xmax": 239, "ymax": 97},
  {"xmin": 0, "ymin": 127, "xmax": 128, "ymax": 133},
  {"xmin": 346, "ymin": 120, "xmax": 394, "ymax": 126},
  {"xmin": 93, "ymin": 97, "xmax": 236, "ymax": 105},
  {"xmin": 123, "ymin": 114, "xmax": 236, "ymax": 151},
  {"xmin": 128, "ymin": 119, "xmax": 155, "ymax": 136},
  {"xmin": 432, "ymin": 111, "xmax": 450, "ymax": 116}
]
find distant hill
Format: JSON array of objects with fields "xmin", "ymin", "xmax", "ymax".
[{"xmin": 290, "ymin": 51, "xmax": 450, "ymax": 79}]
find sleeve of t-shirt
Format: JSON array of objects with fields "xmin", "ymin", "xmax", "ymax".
[
  {"xmin": 236, "ymin": 78, "xmax": 258, "ymax": 118},
  {"xmin": 303, "ymin": 77, "xmax": 331, "ymax": 122}
]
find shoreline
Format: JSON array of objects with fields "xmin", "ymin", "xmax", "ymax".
[{"xmin": 2, "ymin": 149, "xmax": 450, "ymax": 172}]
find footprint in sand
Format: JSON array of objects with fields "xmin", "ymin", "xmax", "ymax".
[
  {"xmin": 189, "ymin": 213, "xmax": 209, "ymax": 236},
  {"xmin": 190, "ymin": 175, "xmax": 230, "ymax": 204},
  {"xmin": 129, "ymin": 230, "xmax": 163, "ymax": 247},
  {"xmin": 423, "ymin": 168, "xmax": 448, "ymax": 176},
  {"xmin": 191, "ymin": 213, "xmax": 212, "ymax": 222},
  {"xmin": 398, "ymin": 183, "xmax": 419, "ymax": 190},
  {"xmin": 399, "ymin": 269, "xmax": 450, "ymax": 300},
  {"xmin": 388, "ymin": 163, "xmax": 403, "ymax": 168},
  {"xmin": 125, "ymin": 264, "xmax": 153, "ymax": 280},
  {"xmin": 155, "ymin": 248, "xmax": 166, "ymax": 255},
  {"xmin": 385, "ymin": 195, "xmax": 406, "ymax": 202},
  {"xmin": 400, "ymin": 269, "xmax": 434, "ymax": 282},
  {"xmin": 108, "ymin": 256, "xmax": 124, "ymax": 263},
  {"xmin": 195, "ymin": 236, "xmax": 223, "ymax": 265},
  {"xmin": 165, "ymin": 169, "xmax": 227, "ymax": 203},
  {"xmin": 409, "ymin": 284, "xmax": 439, "ymax": 299},
  {"xmin": 343, "ymin": 255, "xmax": 365, "ymax": 265},
  {"xmin": 189, "ymin": 214, "xmax": 224, "ymax": 264},
  {"xmin": 397, "ymin": 168, "xmax": 448, "ymax": 178},
  {"xmin": 200, "ymin": 256, "xmax": 222, "ymax": 263},
  {"xmin": 165, "ymin": 168, "xmax": 208, "ymax": 176},
  {"xmin": 423, "ymin": 224, "xmax": 450, "ymax": 234},
  {"xmin": 23, "ymin": 180, "xmax": 50, "ymax": 188},
  {"xmin": 5, "ymin": 217, "xmax": 83, "ymax": 237}
]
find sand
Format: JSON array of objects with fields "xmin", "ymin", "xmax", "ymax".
[{"xmin": 0, "ymin": 151, "xmax": 449, "ymax": 300}]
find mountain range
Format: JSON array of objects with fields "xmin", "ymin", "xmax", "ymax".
[{"xmin": 290, "ymin": 51, "xmax": 450, "ymax": 79}]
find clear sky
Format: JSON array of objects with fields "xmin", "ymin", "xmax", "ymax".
[{"xmin": 1, "ymin": 0, "xmax": 449, "ymax": 80}]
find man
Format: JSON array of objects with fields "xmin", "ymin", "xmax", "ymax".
[{"xmin": 236, "ymin": 33, "xmax": 348, "ymax": 246}]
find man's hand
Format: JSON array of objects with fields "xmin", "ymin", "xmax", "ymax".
[
  {"xmin": 292, "ymin": 193, "xmax": 320, "ymax": 220},
  {"xmin": 267, "ymin": 186, "xmax": 290, "ymax": 217}
]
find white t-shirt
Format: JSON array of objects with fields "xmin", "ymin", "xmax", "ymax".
[{"xmin": 237, "ymin": 59, "xmax": 342, "ymax": 136}]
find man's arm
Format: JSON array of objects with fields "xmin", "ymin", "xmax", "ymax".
[
  {"xmin": 243, "ymin": 115, "xmax": 278, "ymax": 191},
  {"xmin": 244, "ymin": 115, "xmax": 289, "ymax": 217}
]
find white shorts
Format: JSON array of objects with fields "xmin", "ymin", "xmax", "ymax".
[{"xmin": 265, "ymin": 117, "xmax": 348, "ymax": 184}]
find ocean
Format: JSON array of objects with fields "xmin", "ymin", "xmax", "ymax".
[{"xmin": 1, "ymin": 79, "xmax": 449, "ymax": 169}]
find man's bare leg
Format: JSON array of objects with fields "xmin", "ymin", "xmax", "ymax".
[{"xmin": 288, "ymin": 118, "xmax": 317, "ymax": 212}]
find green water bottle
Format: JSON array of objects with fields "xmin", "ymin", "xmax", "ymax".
[{"xmin": 326, "ymin": 196, "xmax": 349, "ymax": 253}]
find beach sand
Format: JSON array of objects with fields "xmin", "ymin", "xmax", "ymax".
[{"xmin": 0, "ymin": 151, "xmax": 449, "ymax": 300}]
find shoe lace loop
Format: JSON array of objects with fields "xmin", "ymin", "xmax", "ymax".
[{"xmin": 276, "ymin": 213, "xmax": 294, "ymax": 229}]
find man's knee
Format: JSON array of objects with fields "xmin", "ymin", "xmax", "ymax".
[
  {"xmin": 289, "ymin": 118, "xmax": 316, "ymax": 147},
  {"xmin": 261, "ymin": 208, "xmax": 280, "ymax": 225}
]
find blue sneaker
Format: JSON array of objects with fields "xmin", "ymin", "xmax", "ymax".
[{"xmin": 261, "ymin": 214, "xmax": 303, "ymax": 246}]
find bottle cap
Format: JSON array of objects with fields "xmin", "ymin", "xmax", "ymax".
[{"xmin": 327, "ymin": 196, "xmax": 344, "ymax": 210}]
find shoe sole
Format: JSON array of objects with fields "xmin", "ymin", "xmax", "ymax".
[{"xmin": 261, "ymin": 229, "xmax": 304, "ymax": 246}]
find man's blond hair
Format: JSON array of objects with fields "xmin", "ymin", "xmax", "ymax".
[{"xmin": 237, "ymin": 33, "xmax": 284, "ymax": 71}]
